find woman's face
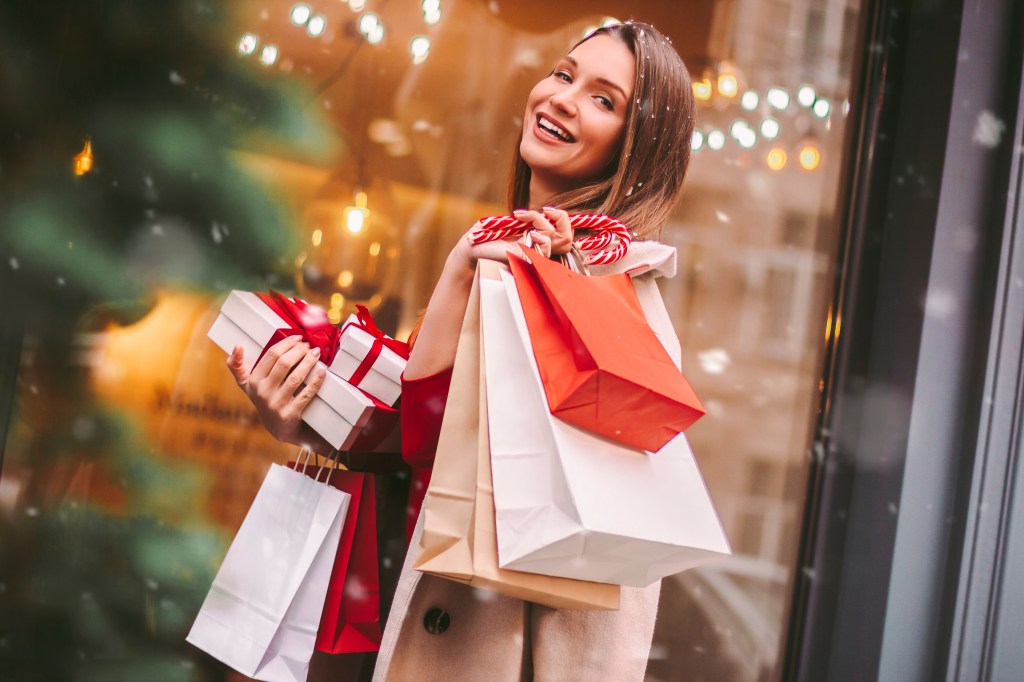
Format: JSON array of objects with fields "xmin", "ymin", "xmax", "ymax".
[{"xmin": 519, "ymin": 34, "xmax": 636, "ymax": 200}]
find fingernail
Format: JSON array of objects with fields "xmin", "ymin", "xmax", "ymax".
[
  {"xmin": 311, "ymin": 347, "xmax": 321, "ymax": 357},
  {"xmin": 317, "ymin": 367, "xmax": 327, "ymax": 379},
  {"xmin": 290, "ymin": 334, "xmax": 302, "ymax": 340},
  {"xmin": 513, "ymin": 209, "xmax": 527, "ymax": 214}
]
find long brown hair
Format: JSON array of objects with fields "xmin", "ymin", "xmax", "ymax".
[{"xmin": 507, "ymin": 21, "xmax": 696, "ymax": 240}]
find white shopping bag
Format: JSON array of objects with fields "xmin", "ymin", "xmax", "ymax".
[
  {"xmin": 187, "ymin": 461, "xmax": 351, "ymax": 682},
  {"xmin": 480, "ymin": 269, "xmax": 731, "ymax": 587}
]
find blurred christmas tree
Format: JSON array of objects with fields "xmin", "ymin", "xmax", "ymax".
[{"xmin": 0, "ymin": 1, "xmax": 340, "ymax": 679}]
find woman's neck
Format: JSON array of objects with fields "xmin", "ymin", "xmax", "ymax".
[{"xmin": 527, "ymin": 173, "xmax": 563, "ymax": 209}]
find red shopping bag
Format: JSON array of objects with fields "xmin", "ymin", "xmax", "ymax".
[
  {"xmin": 507, "ymin": 252, "xmax": 705, "ymax": 452},
  {"xmin": 287, "ymin": 463, "xmax": 383, "ymax": 653}
]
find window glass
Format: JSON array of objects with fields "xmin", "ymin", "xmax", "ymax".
[{"xmin": 0, "ymin": 0, "xmax": 861, "ymax": 678}]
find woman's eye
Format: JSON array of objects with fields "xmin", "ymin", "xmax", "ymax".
[
  {"xmin": 553, "ymin": 70, "xmax": 572, "ymax": 83},
  {"xmin": 596, "ymin": 95, "xmax": 614, "ymax": 110}
]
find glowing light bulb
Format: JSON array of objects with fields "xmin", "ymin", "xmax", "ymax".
[
  {"xmin": 718, "ymin": 73, "xmax": 738, "ymax": 98},
  {"xmin": 307, "ymin": 14, "xmax": 326, "ymax": 36},
  {"xmin": 290, "ymin": 3, "xmax": 312, "ymax": 25},
  {"xmin": 259, "ymin": 45, "xmax": 279, "ymax": 66},
  {"xmin": 73, "ymin": 140, "xmax": 94, "ymax": 176},
  {"xmin": 422, "ymin": 0, "xmax": 441, "ymax": 12},
  {"xmin": 740, "ymin": 89, "xmax": 759, "ymax": 111},
  {"xmin": 238, "ymin": 33, "xmax": 259, "ymax": 55},
  {"xmin": 358, "ymin": 13, "xmax": 379, "ymax": 35},
  {"xmin": 798, "ymin": 144, "xmax": 821, "ymax": 170},
  {"xmin": 760, "ymin": 117, "xmax": 781, "ymax": 139},
  {"xmin": 350, "ymin": 0, "xmax": 366, "ymax": 11},
  {"xmin": 813, "ymin": 98, "xmax": 831, "ymax": 119},
  {"xmin": 367, "ymin": 24, "xmax": 384, "ymax": 44},
  {"xmin": 410, "ymin": 35, "xmax": 430, "ymax": 64},
  {"xmin": 424, "ymin": 9, "xmax": 441, "ymax": 24},
  {"xmin": 797, "ymin": 84, "xmax": 816, "ymax": 107},
  {"xmin": 693, "ymin": 78, "xmax": 712, "ymax": 102},
  {"xmin": 706, "ymin": 129, "xmax": 726, "ymax": 150},
  {"xmin": 691, "ymin": 129, "xmax": 705, "ymax": 152},
  {"xmin": 767, "ymin": 147, "xmax": 787, "ymax": 170},
  {"xmin": 766, "ymin": 87, "xmax": 790, "ymax": 110},
  {"xmin": 343, "ymin": 192, "xmax": 370, "ymax": 234}
]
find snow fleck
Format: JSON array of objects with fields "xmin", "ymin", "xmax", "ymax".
[
  {"xmin": 169, "ymin": 71, "xmax": 185, "ymax": 85},
  {"xmin": 145, "ymin": 579, "xmax": 159, "ymax": 591},
  {"xmin": 152, "ymin": 224, "xmax": 164, "ymax": 236},
  {"xmin": 8, "ymin": 257, "xmax": 18, "ymax": 270},
  {"xmin": 25, "ymin": 506, "xmax": 39, "ymax": 517},
  {"xmin": 56, "ymin": 277, "xmax": 65, "ymax": 286},
  {"xmin": 323, "ymin": 99, "xmax": 332, "ymax": 110},
  {"xmin": 487, "ymin": 0, "xmax": 499, "ymax": 13},
  {"xmin": 973, "ymin": 111, "xmax": 1006, "ymax": 148},
  {"xmin": 715, "ymin": 210, "xmax": 730, "ymax": 223},
  {"xmin": 211, "ymin": 222, "xmax": 228, "ymax": 244},
  {"xmin": 626, "ymin": 186, "xmax": 635, "ymax": 196},
  {"xmin": 71, "ymin": 417, "xmax": 96, "ymax": 441},
  {"xmin": 924, "ymin": 289, "xmax": 958, "ymax": 318},
  {"xmin": 29, "ymin": 384, "xmax": 38, "ymax": 395},
  {"xmin": 888, "ymin": 502, "xmax": 898, "ymax": 515},
  {"xmin": 698, "ymin": 348, "xmax": 731, "ymax": 374}
]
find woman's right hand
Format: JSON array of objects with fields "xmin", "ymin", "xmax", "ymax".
[{"xmin": 227, "ymin": 336, "xmax": 328, "ymax": 446}]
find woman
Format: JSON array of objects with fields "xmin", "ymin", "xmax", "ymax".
[{"xmin": 229, "ymin": 21, "xmax": 695, "ymax": 680}]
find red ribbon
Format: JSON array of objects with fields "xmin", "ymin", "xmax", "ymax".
[
  {"xmin": 255, "ymin": 291, "xmax": 341, "ymax": 366},
  {"xmin": 341, "ymin": 305, "xmax": 410, "ymax": 388}
]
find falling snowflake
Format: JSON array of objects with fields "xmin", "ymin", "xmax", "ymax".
[
  {"xmin": 697, "ymin": 348, "xmax": 730, "ymax": 374},
  {"xmin": 973, "ymin": 111, "xmax": 1006, "ymax": 148},
  {"xmin": 8, "ymin": 257, "xmax": 18, "ymax": 270},
  {"xmin": 715, "ymin": 210, "xmax": 731, "ymax": 223},
  {"xmin": 169, "ymin": 71, "xmax": 185, "ymax": 85}
]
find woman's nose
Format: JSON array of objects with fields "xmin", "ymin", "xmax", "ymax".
[{"xmin": 549, "ymin": 89, "xmax": 578, "ymax": 116}]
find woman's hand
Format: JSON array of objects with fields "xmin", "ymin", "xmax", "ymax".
[
  {"xmin": 514, "ymin": 207, "xmax": 574, "ymax": 255},
  {"xmin": 452, "ymin": 207, "xmax": 574, "ymax": 270},
  {"xmin": 226, "ymin": 336, "xmax": 328, "ymax": 446}
]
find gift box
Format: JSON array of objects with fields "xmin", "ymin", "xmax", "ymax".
[
  {"xmin": 327, "ymin": 309, "xmax": 407, "ymax": 407},
  {"xmin": 208, "ymin": 291, "xmax": 397, "ymax": 451}
]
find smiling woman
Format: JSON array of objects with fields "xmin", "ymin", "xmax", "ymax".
[{"xmin": 228, "ymin": 20, "xmax": 700, "ymax": 680}]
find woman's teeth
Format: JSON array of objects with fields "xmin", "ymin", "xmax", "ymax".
[{"xmin": 538, "ymin": 117, "xmax": 572, "ymax": 142}]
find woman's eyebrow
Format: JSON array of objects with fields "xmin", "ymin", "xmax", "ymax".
[{"xmin": 563, "ymin": 55, "xmax": 629, "ymax": 101}]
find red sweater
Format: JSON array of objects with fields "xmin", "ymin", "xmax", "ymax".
[{"xmin": 400, "ymin": 367, "xmax": 454, "ymax": 541}]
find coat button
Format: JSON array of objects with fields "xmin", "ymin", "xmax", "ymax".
[{"xmin": 423, "ymin": 608, "xmax": 451, "ymax": 634}]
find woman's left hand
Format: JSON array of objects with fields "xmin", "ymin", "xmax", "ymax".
[{"xmin": 513, "ymin": 207, "xmax": 574, "ymax": 256}]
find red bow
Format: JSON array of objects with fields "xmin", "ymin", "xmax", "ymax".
[
  {"xmin": 256, "ymin": 291, "xmax": 341, "ymax": 366},
  {"xmin": 342, "ymin": 305, "xmax": 410, "ymax": 388}
]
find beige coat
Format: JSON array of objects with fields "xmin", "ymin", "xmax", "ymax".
[{"xmin": 374, "ymin": 243, "xmax": 682, "ymax": 682}]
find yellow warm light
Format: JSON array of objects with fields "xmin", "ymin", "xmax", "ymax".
[
  {"xmin": 799, "ymin": 144, "xmax": 821, "ymax": 170},
  {"xmin": 311, "ymin": 229, "xmax": 322, "ymax": 246},
  {"xmin": 343, "ymin": 191, "xmax": 369, "ymax": 234},
  {"xmin": 369, "ymin": 241, "xmax": 381, "ymax": 257},
  {"xmin": 717, "ymin": 73, "xmax": 738, "ymax": 98},
  {"xmin": 337, "ymin": 270, "xmax": 354, "ymax": 287},
  {"xmin": 767, "ymin": 147, "xmax": 787, "ymax": 170},
  {"xmin": 73, "ymin": 140, "xmax": 94, "ymax": 176},
  {"xmin": 331, "ymin": 293, "xmax": 344, "ymax": 309},
  {"xmin": 693, "ymin": 78, "xmax": 712, "ymax": 101},
  {"xmin": 328, "ymin": 308, "xmax": 343, "ymax": 324}
]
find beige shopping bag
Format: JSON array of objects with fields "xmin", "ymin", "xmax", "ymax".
[{"xmin": 414, "ymin": 260, "xmax": 619, "ymax": 611}]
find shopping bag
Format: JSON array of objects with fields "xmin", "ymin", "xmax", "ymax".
[
  {"xmin": 414, "ymin": 260, "xmax": 619, "ymax": 610},
  {"xmin": 483, "ymin": 267, "xmax": 731, "ymax": 587},
  {"xmin": 286, "ymin": 460, "xmax": 383, "ymax": 654},
  {"xmin": 507, "ymin": 251, "xmax": 705, "ymax": 452},
  {"xmin": 187, "ymin": 460, "xmax": 351, "ymax": 682}
]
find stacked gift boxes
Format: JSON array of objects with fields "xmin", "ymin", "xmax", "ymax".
[{"xmin": 208, "ymin": 291, "xmax": 406, "ymax": 451}]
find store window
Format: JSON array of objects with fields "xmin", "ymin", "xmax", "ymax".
[{"xmin": 0, "ymin": 0, "xmax": 862, "ymax": 679}]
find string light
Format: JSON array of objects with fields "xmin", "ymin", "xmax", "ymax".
[
  {"xmin": 344, "ymin": 192, "xmax": 370, "ymax": 234},
  {"xmin": 760, "ymin": 117, "xmax": 781, "ymax": 139},
  {"xmin": 718, "ymin": 73, "xmax": 738, "ymax": 98},
  {"xmin": 813, "ymin": 98, "xmax": 831, "ymax": 119},
  {"xmin": 706, "ymin": 129, "xmax": 726, "ymax": 150},
  {"xmin": 766, "ymin": 87, "xmax": 790, "ymax": 110},
  {"xmin": 358, "ymin": 13, "xmax": 379, "ymax": 35},
  {"xmin": 740, "ymin": 89, "xmax": 759, "ymax": 111},
  {"xmin": 73, "ymin": 140, "xmax": 94, "ymax": 176},
  {"xmin": 767, "ymin": 147, "xmax": 787, "ymax": 170},
  {"xmin": 290, "ymin": 3, "xmax": 312, "ymax": 25},
  {"xmin": 691, "ymin": 129, "xmax": 705, "ymax": 152},
  {"xmin": 350, "ymin": 0, "xmax": 366, "ymax": 10},
  {"xmin": 238, "ymin": 33, "xmax": 259, "ymax": 55},
  {"xmin": 693, "ymin": 78, "xmax": 712, "ymax": 101},
  {"xmin": 798, "ymin": 144, "xmax": 821, "ymax": 170},
  {"xmin": 367, "ymin": 24, "xmax": 384, "ymax": 44},
  {"xmin": 307, "ymin": 14, "xmax": 326, "ymax": 37},
  {"xmin": 259, "ymin": 45, "xmax": 279, "ymax": 66},
  {"xmin": 797, "ymin": 84, "xmax": 816, "ymax": 107},
  {"xmin": 410, "ymin": 35, "xmax": 430, "ymax": 64}
]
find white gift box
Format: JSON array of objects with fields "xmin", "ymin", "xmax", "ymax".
[
  {"xmin": 207, "ymin": 291, "xmax": 375, "ymax": 450},
  {"xmin": 480, "ymin": 270, "xmax": 731, "ymax": 588},
  {"xmin": 327, "ymin": 315, "xmax": 405, "ymax": 407}
]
